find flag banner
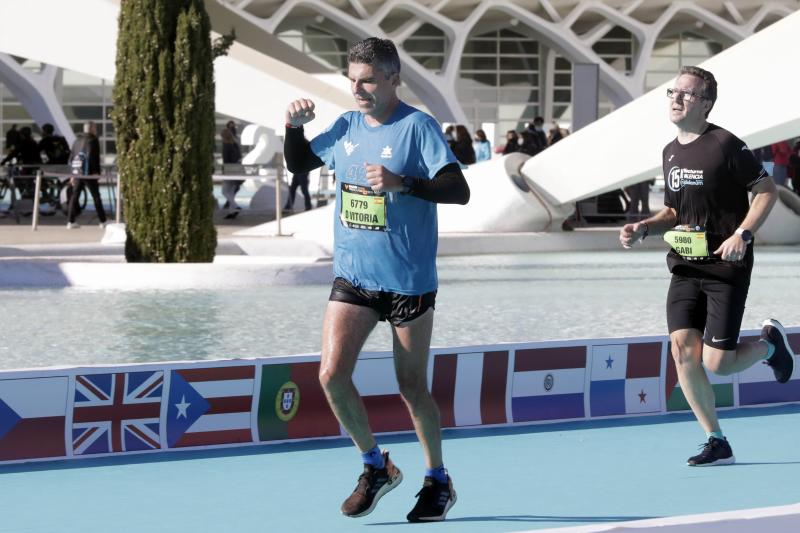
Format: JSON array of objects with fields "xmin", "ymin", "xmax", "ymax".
[
  {"xmin": 352, "ymin": 356, "xmax": 412, "ymax": 433},
  {"xmin": 0, "ymin": 377, "xmax": 68, "ymax": 461},
  {"xmin": 73, "ymin": 371, "xmax": 163, "ymax": 455},
  {"xmin": 258, "ymin": 362, "xmax": 339, "ymax": 441},
  {"xmin": 167, "ymin": 366, "xmax": 255, "ymax": 448},
  {"xmin": 738, "ymin": 333, "xmax": 800, "ymax": 406},
  {"xmin": 511, "ymin": 346, "xmax": 586, "ymax": 422},
  {"xmin": 431, "ymin": 350, "xmax": 509, "ymax": 428},
  {"xmin": 665, "ymin": 343, "xmax": 733, "ymax": 411},
  {"xmin": 590, "ymin": 342, "xmax": 662, "ymax": 416}
]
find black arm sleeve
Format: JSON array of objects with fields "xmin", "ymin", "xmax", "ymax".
[
  {"xmin": 406, "ymin": 163, "xmax": 470, "ymax": 205},
  {"xmin": 283, "ymin": 127, "xmax": 325, "ymax": 174}
]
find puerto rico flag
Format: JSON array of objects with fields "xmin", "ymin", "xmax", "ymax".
[
  {"xmin": 0, "ymin": 377, "xmax": 68, "ymax": 461},
  {"xmin": 511, "ymin": 346, "xmax": 587, "ymax": 422},
  {"xmin": 167, "ymin": 365, "xmax": 255, "ymax": 448},
  {"xmin": 73, "ymin": 371, "xmax": 163, "ymax": 455},
  {"xmin": 431, "ymin": 350, "xmax": 509, "ymax": 427},
  {"xmin": 590, "ymin": 342, "xmax": 662, "ymax": 417}
]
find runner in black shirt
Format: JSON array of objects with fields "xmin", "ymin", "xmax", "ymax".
[{"xmin": 619, "ymin": 66, "xmax": 796, "ymax": 466}]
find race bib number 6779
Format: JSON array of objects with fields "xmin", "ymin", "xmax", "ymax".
[{"xmin": 340, "ymin": 183, "xmax": 387, "ymax": 231}]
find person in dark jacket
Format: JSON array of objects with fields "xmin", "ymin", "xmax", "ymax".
[
  {"xmin": 66, "ymin": 121, "xmax": 107, "ymax": 229},
  {"xmin": 450, "ymin": 125, "xmax": 475, "ymax": 165},
  {"xmin": 1, "ymin": 126, "xmax": 41, "ymax": 199}
]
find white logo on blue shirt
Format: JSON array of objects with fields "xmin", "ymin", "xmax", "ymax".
[
  {"xmin": 380, "ymin": 145, "xmax": 393, "ymax": 159},
  {"xmin": 344, "ymin": 141, "xmax": 359, "ymax": 156}
]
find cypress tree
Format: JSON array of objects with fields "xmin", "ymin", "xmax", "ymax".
[{"xmin": 113, "ymin": 0, "xmax": 217, "ymax": 262}]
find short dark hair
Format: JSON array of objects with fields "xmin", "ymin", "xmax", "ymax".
[
  {"xmin": 348, "ymin": 37, "xmax": 401, "ymax": 78},
  {"xmin": 680, "ymin": 66, "xmax": 717, "ymax": 117},
  {"xmin": 42, "ymin": 123, "xmax": 54, "ymax": 135}
]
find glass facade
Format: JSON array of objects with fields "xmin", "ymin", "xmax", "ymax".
[{"xmin": 0, "ymin": 25, "xmax": 734, "ymax": 159}]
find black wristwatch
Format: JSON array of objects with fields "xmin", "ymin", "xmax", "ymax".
[
  {"xmin": 639, "ymin": 221, "xmax": 649, "ymax": 240},
  {"xmin": 401, "ymin": 175, "xmax": 415, "ymax": 194},
  {"xmin": 735, "ymin": 228, "xmax": 753, "ymax": 244}
]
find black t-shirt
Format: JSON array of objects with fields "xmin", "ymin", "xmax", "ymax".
[{"xmin": 662, "ymin": 123, "xmax": 767, "ymax": 282}]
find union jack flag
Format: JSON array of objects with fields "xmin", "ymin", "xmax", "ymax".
[{"xmin": 72, "ymin": 371, "xmax": 163, "ymax": 455}]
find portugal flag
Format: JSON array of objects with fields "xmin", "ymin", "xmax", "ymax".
[{"xmin": 258, "ymin": 362, "xmax": 339, "ymax": 441}]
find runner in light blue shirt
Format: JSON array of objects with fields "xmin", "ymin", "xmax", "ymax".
[{"xmin": 283, "ymin": 37, "xmax": 469, "ymax": 523}]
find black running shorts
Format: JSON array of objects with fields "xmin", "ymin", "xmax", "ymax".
[
  {"xmin": 328, "ymin": 277, "xmax": 436, "ymax": 326},
  {"xmin": 666, "ymin": 273, "xmax": 750, "ymax": 351}
]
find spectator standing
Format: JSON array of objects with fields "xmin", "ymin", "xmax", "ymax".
[
  {"xmin": 221, "ymin": 120, "xmax": 243, "ymax": 214},
  {"xmin": 4, "ymin": 124, "xmax": 21, "ymax": 155},
  {"xmin": 789, "ymin": 141, "xmax": 800, "ymax": 195},
  {"xmin": 38, "ymin": 123, "xmax": 70, "ymax": 164},
  {"xmin": 770, "ymin": 140, "xmax": 792, "ymax": 187},
  {"xmin": 283, "ymin": 171, "xmax": 313, "ymax": 212},
  {"xmin": 451, "ymin": 125, "xmax": 476, "ymax": 165},
  {"xmin": 1, "ymin": 126, "xmax": 41, "ymax": 200},
  {"xmin": 518, "ymin": 130, "xmax": 541, "ymax": 156},
  {"xmin": 502, "ymin": 130, "xmax": 519, "ymax": 155},
  {"xmin": 66, "ymin": 121, "xmax": 107, "ymax": 229},
  {"xmin": 472, "ymin": 129, "xmax": 491, "ymax": 162}
]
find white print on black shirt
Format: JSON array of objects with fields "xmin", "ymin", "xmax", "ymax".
[{"xmin": 667, "ymin": 166, "xmax": 704, "ymax": 192}]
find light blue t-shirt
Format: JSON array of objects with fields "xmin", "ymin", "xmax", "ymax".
[{"xmin": 310, "ymin": 101, "xmax": 456, "ymax": 294}]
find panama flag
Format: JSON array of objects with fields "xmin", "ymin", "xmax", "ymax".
[
  {"xmin": 589, "ymin": 342, "xmax": 662, "ymax": 417},
  {"xmin": 353, "ymin": 355, "xmax": 414, "ymax": 434},
  {"xmin": 167, "ymin": 366, "xmax": 255, "ymax": 448},
  {"xmin": 737, "ymin": 331, "xmax": 800, "ymax": 406},
  {"xmin": 258, "ymin": 361, "xmax": 339, "ymax": 442},
  {"xmin": 431, "ymin": 350, "xmax": 509, "ymax": 427},
  {"xmin": 511, "ymin": 346, "xmax": 586, "ymax": 422},
  {"xmin": 665, "ymin": 342, "xmax": 733, "ymax": 411},
  {"xmin": 0, "ymin": 377, "xmax": 68, "ymax": 461}
]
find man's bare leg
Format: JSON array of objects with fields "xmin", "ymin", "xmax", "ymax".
[
  {"xmin": 319, "ymin": 301, "xmax": 379, "ymax": 452},
  {"xmin": 391, "ymin": 308, "xmax": 441, "ymax": 469}
]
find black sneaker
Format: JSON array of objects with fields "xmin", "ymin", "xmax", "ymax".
[
  {"xmin": 687, "ymin": 437, "xmax": 735, "ymax": 466},
  {"xmin": 340, "ymin": 450, "xmax": 402, "ymax": 518},
  {"xmin": 761, "ymin": 319, "xmax": 795, "ymax": 384},
  {"xmin": 406, "ymin": 475, "xmax": 457, "ymax": 522}
]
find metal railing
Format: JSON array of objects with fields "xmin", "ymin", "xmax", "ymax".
[{"xmin": 1, "ymin": 162, "xmax": 335, "ymax": 233}]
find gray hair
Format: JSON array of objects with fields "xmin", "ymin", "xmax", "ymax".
[{"xmin": 347, "ymin": 37, "xmax": 401, "ymax": 78}]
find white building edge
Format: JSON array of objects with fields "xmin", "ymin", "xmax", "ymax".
[{"xmin": 1, "ymin": 0, "xmax": 798, "ymax": 244}]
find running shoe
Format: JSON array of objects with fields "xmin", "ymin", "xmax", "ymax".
[
  {"xmin": 687, "ymin": 436, "xmax": 735, "ymax": 466},
  {"xmin": 761, "ymin": 319, "xmax": 795, "ymax": 384},
  {"xmin": 406, "ymin": 475, "xmax": 457, "ymax": 522},
  {"xmin": 340, "ymin": 450, "xmax": 402, "ymax": 518}
]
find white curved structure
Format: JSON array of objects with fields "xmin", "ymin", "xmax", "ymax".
[
  {"xmin": 521, "ymin": 10, "xmax": 800, "ymax": 206},
  {"xmin": 756, "ymin": 187, "xmax": 800, "ymax": 245},
  {"xmin": 438, "ymin": 153, "xmax": 574, "ymax": 233},
  {"xmin": 240, "ymin": 124, "xmax": 279, "ymax": 165},
  {"xmin": 0, "ymin": 0, "xmax": 353, "ymax": 138}
]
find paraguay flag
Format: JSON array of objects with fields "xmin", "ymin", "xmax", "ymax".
[
  {"xmin": 589, "ymin": 342, "xmax": 662, "ymax": 417},
  {"xmin": 737, "ymin": 331, "xmax": 800, "ymax": 406},
  {"xmin": 258, "ymin": 361, "xmax": 339, "ymax": 441},
  {"xmin": 0, "ymin": 377, "xmax": 68, "ymax": 461},
  {"xmin": 511, "ymin": 346, "xmax": 586, "ymax": 422},
  {"xmin": 431, "ymin": 350, "xmax": 509, "ymax": 428}
]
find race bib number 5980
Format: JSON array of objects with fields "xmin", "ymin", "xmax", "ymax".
[{"xmin": 340, "ymin": 183, "xmax": 387, "ymax": 231}]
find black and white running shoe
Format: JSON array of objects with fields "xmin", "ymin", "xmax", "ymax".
[
  {"xmin": 761, "ymin": 319, "xmax": 795, "ymax": 384},
  {"xmin": 687, "ymin": 436, "xmax": 735, "ymax": 466}
]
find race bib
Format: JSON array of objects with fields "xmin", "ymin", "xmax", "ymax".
[
  {"xmin": 340, "ymin": 183, "xmax": 387, "ymax": 231},
  {"xmin": 663, "ymin": 226, "xmax": 709, "ymax": 258}
]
